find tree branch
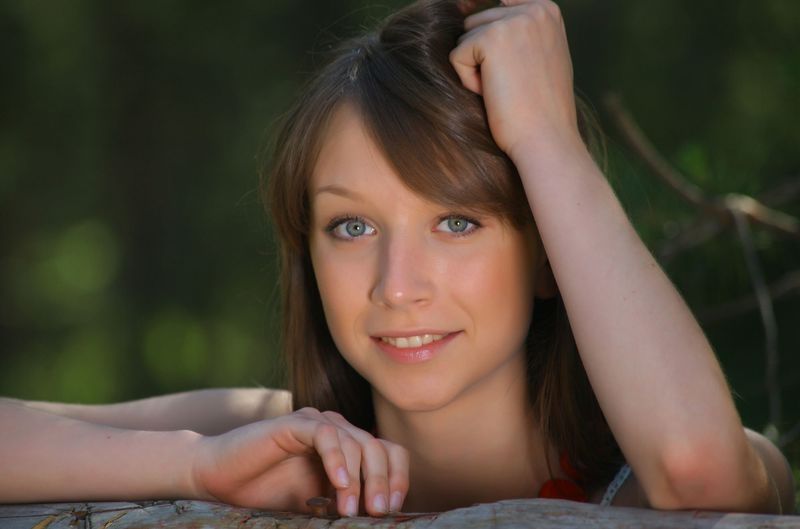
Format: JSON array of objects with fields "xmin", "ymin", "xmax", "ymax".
[
  {"xmin": 697, "ymin": 270, "xmax": 800, "ymax": 324},
  {"xmin": 779, "ymin": 420, "xmax": 800, "ymax": 448},
  {"xmin": 603, "ymin": 93, "xmax": 708, "ymax": 209},
  {"xmin": 603, "ymin": 94, "xmax": 800, "ymax": 260},
  {"xmin": 730, "ymin": 210, "xmax": 781, "ymax": 430},
  {"xmin": 655, "ymin": 176, "xmax": 800, "ymax": 262}
]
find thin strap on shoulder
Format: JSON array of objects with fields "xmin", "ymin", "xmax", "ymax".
[{"xmin": 600, "ymin": 463, "xmax": 632, "ymax": 506}]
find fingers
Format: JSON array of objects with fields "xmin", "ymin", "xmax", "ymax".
[
  {"xmin": 456, "ymin": 4, "xmax": 521, "ymax": 93},
  {"xmin": 359, "ymin": 437, "xmax": 391, "ymax": 515},
  {"xmin": 463, "ymin": 4, "xmax": 522, "ymax": 31},
  {"xmin": 463, "ymin": 0, "xmax": 562, "ymax": 33},
  {"xmin": 292, "ymin": 409, "xmax": 359, "ymax": 516},
  {"xmin": 449, "ymin": 29, "xmax": 486, "ymax": 95},
  {"xmin": 323, "ymin": 411, "xmax": 409, "ymax": 516},
  {"xmin": 311, "ymin": 423, "xmax": 353, "ymax": 490},
  {"xmin": 499, "ymin": 0, "xmax": 561, "ymax": 11},
  {"xmin": 451, "ymin": 0, "xmax": 573, "ymax": 146},
  {"xmin": 333, "ymin": 427, "xmax": 362, "ymax": 517},
  {"xmin": 383, "ymin": 439, "xmax": 410, "ymax": 512},
  {"xmin": 455, "ymin": 2, "xmax": 558, "ymax": 95},
  {"xmin": 292, "ymin": 408, "xmax": 409, "ymax": 517}
]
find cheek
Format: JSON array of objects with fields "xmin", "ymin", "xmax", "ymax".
[
  {"xmin": 444, "ymin": 237, "xmax": 535, "ymax": 344},
  {"xmin": 309, "ymin": 243, "xmax": 371, "ymax": 347}
]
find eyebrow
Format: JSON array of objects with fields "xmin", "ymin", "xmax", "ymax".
[{"xmin": 312, "ymin": 184, "xmax": 364, "ymax": 201}]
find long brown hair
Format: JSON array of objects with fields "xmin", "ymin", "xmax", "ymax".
[{"xmin": 264, "ymin": 0, "xmax": 622, "ymax": 493}]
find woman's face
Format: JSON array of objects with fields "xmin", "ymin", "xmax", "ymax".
[{"xmin": 308, "ymin": 105, "xmax": 552, "ymax": 413}]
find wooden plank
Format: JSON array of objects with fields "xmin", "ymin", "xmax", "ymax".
[{"xmin": 0, "ymin": 499, "xmax": 797, "ymax": 528}]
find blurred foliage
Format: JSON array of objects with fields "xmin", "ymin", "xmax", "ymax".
[{"xmin": 0, "ymin": 0, "xmax": 798, "ymax": 508}]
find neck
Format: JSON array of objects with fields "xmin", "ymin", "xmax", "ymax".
[{"xmin": 373, "ymin": 355, "xmax": 557, "ymax": 512}]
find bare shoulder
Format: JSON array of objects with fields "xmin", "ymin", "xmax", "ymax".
[{"xmin": 744, "ymin": 427, "xmax": 796, "ymax": 514}]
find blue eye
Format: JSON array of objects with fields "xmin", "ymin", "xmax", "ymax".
[
  {"xmin": 437, "ymin": 215, "xmax": 480, "ymax": 235},
  {"xmin": 326, "ymin": 216, "xmax": 376, "ymax": 240}
]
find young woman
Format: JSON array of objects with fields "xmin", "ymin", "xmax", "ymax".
[{"xmin": 0, "ymin": 0, "xmax": 795, "ymax": 517}]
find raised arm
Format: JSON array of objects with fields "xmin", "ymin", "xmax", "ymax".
[
  {"xmin": 4, "ymin": 387, "xmax": 293, "ymax": 436},
  {"xmin": 450, "ymin": 0, "xmax": 794, "ymax": 514}
]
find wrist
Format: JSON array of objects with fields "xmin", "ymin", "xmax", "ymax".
[
  {"xmin": 509, "ymin": 134, "xmax": 601, "ymax": 203},
  {"xmin": 105, "ymin": 427, "xmax": 208, "ymax": 501},
  {"xmin": 507, "ymin": 131, "xmax": 591, "ymax": 174},
  {"xmin": 107, "ymin": 427, "xmax": 207, "ymax": 501},
  {"xmin": 169, "ymin": 429, "xmax": 208, "ymax": 500}
]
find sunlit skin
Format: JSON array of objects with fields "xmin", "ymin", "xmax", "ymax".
[
  {"xmin": 309, "ymin": 106, "xmax": 543, "ymax": 413},
  {"xmin": 308, "ymin": 104, "xmax": 561, "ymax": 510},
  {"xmin": 0, "ymin": 0, "xmax": 793, "ymax": 518}
]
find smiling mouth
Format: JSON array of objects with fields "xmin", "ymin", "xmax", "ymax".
[{"xmin": 378, "ymin": 334, "xmax": 447, "ymax": 348}]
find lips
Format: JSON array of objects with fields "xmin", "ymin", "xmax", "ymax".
[{"xmin": 371, "ymin": 331, "xmax": 460, "ymax": 364}]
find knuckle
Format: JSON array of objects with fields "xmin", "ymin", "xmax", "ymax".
[
  {"xmin": 397, "ymin": 446, "xmax": 411, "ymax": 464},
  {"xmin": 295, "ymin": 406, "xmax": 320, "ymax": 417},
  {"xmin": 381, "ymin": 440, "xmax": 409, "ymax": 459},
  {"xmin": 389, "ymin": 474, "xmax": 410, "ymax": 493},
  {"xmin": 368, "ymin": 476, "xmax": 390, "ymax": 493},
  {"xmin": 505, "ymin": 16, "xmax": 531, "ymax": 36},
  {"xmin": 338, "ymin": 431, "xmax": 356, "ymax": 447},
  {"xmin": 314, "ymin": 422, "xmax": 337, "ymax": 438},
  {"xmin": 365, "ymin": 437, "xmax": 386, "ymax": 454},
  {"xmin": 449, "ymin": 44, "xmax": 468, "ymax": 66},
  {"xmin": 546, "ymin": 1, "xmax": 561, "ymax": 16},
  {"xmin": 384, "ymin": 441, "xmax": 410, "ymax": 460},
  {"xmin": 478, "ymin": 27, "xmax": 507, "ymax": 52},
  {"xmin": 321, "ymin": 410, "xmax": 345, "ymax": 422},
  {"xmin": 339, "ymin": 434, "xmax": 360, "ymax": 455},
  {"xmin": 522, "ymin": 3, "xmax": 548, "ymax": 22},
  {"xmin": 484, "ymin": 23, "xmax": 505, "ymax": 44},
  {"xmin": 449, "ymin": 47, "xmax": 459, "ymax": 61}
]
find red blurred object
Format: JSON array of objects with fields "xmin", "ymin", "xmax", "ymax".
[{"xmin": 537, "ymin": 451, "xmax": 589, "ymax": 502}]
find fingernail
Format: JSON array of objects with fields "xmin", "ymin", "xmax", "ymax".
[
  {"xmin": 373, "ymin": 493, "xmax": 387, "ymax": 514},
  {"xmin": 345, "ymin": 495, "xmax": 358, "ymax": 517},
  {"xmin": 336, "ymin": 467, "xmax": 350, "ymax": 487},
  {"xmin": 390, "ymin": 491, "xmax": 403, "ymax": 512}
]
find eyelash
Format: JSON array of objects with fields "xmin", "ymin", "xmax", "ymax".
[
  {"xmin": 324, "ymin": 215, "xmax": 374, "ymax": 241},
  {"xmin": 323, "ymin": 214, "xmax": 483, "ymax": 241},
  {"xmin": 439, "ymin": 214, "xmax": 482, "ymax": 237}
]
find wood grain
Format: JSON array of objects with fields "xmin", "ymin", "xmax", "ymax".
[{"xmin": 1, "ymin": 499, "xmax": 798, "ymax": 529}]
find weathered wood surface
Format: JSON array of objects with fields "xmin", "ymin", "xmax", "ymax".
[{"xmin": 0, "ymin": 499, "xmax": 798, "ymax": 529}]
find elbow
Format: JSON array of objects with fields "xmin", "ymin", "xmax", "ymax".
[
  {"xmin": 647, "ymin": 440, "xmax": 762, "ymax": 512},
  {"xmin": 648, "ymin": 445, "xmax": 721, "ymax": 510}
]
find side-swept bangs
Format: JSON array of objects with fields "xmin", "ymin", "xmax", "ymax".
[
  {"xmin": 269, "ymin": 0, "xmax": 533, "ymax": 257},
  {"xmin": 264, "ymin": 0, "xmax": 622, "ymax": 493}
]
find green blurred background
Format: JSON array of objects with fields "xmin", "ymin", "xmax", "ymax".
[{"xmin": 0, "ymin": 0, "xmax": 798, "ymax": 506}]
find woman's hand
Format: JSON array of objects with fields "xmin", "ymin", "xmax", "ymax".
[
  {"xmin": 450, "ymin": 0, "xmax": 581, "ymax": 162},
  {"xmin": 190, "ymin": 407, "xmax": 409, "ymax": 517}
]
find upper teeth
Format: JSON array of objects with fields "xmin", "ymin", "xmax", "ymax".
[{"xmin": 380, "ymin": 334, "xmax": 446, "ymax": 348}]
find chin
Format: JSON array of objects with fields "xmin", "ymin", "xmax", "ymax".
[{"xmin": 375, "ymin": 377, "xmax": 462, "ymax": 413}]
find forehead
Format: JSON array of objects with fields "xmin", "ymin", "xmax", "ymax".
[
  {"xmin": 307, "ymin": 104, "xmax": 529, "ymax": 234},
  {"xmin": 310, "ymin": 104, "xmax": 407, "ymax": 198}
]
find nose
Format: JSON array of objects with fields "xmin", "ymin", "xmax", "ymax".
[{"xmin": 370, "ymin": 232, "xmax": 435, "ymax": 309}]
